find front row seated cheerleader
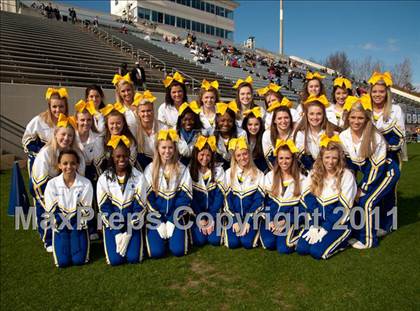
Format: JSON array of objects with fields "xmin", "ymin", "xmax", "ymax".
[
  {"xmin": 224, "ymin": 136, "xmax": 265, "ymax": 249},
  {"xmin": 32, "ymin": 114, "xmax": 85, "ymax": 252},
  {"xmin": 96, "ymin": 135, "xmax": 146, "ymax": 266},
  {"xmin": 296, "ymin": 136, "xmax": 357, "ymax": 260},
  {"xmin": 339, "ymin": 95, "xmax": 399, "ymax": 249},
  {"xmin": 144, "ymin": 129, "xmax": 193, "ymax": 258},
  {"xmin": 260, "ymin": 139, "xmax": 306, "ymax": 254},
  {"xmin": 44, "ymin": 150, "xmax": 93, "ymax": 268}
]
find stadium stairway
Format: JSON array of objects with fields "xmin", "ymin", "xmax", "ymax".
[{"xmin": 0, "ymin": 11, "xmax": 164, "ymax": 91}]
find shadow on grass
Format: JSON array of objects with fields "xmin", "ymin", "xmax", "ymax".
[{"xmin": 396, "ymin": 194, "xmax": 420, "ymax": 229}]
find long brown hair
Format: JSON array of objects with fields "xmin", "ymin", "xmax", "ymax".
[
  {"xmin": 271, "ymin": 146, "xmax": 301, "ymax": 197},
  {"xmin": 197, "ymin": 87, "xmax": 219, "ymax": 107},
  {"xmin": 189, "ymin": 144, "xmax": 216, "ymax": 183},
  {"xmin": 310, "ymin": 142, "xmax": 346, "ymax": 197},
  {"xmin": 270, "ymin": 106, "xmax": 294, "ymax": 146},
  {"xmin": 264, "ymin": 90, "xmax": 283, "ymax": 109},
  {"xmin": 300, "ymin": 78, "xmax": 327, "ymax": 103},
  {"xmin": 235, "ymin": 82, "xmax": 255, "ymax": 115}
]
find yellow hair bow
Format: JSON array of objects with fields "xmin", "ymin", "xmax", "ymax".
[
  {"xmin": 178, "ymin": 101, "xmax": 201, "ymax": 116},
  {"xmin": 320, "ymin": 134, "xmax": 341, "ymax": 148},
  {"xmin": 304, "ymin": 94, "xmax": 330, "ymax": 108},
  {"xmin": 343, "ymin": 95, "xmax": 372, "ymax": 112},
  {"xmin": 334, "ymin": 77, "xmax": 352, "ymax": 89},
  {"xmin": 112, "ymin": 73, "xmax": 132, "ymax": 86},
  {"xmin": 157, "ymin": 129, "xmax": 179, "ymax": 142},
  {"xmin": 195, "ymin": 135, "xmax": 216, "ymax": 151},
  {"xmin": 100, "ymin": 102, "xmax": 127, "ymax": 116},
  {"xmin": 107, "ymin": 135, "xmax": 131, "ymax": 149},
  {"xmin": 132, "ymin": 90, "xmax": 157, "ymax": 106},
  {"xmin": 56, "ymin": 113, "xmax": 77, "ymax": 129},
  {"xmin": 243, "ymin": 107, "xmax": 262, "ymax": 119},
  {"xmin": 306, "ymin": 72, "xmax": 326, "ymax": 80},
  {"xmin": 201, "ymin": 79, "xmax": 219, "ymax": 91},
  {"xmin": 368, "ymin": 71, "xmax": 393, "ymax": 87},
  {"xmin": 163, "ymin": 72, "xmax": 185, "ymax": 88},
  {"xmin": 267, "ymin": 97, "xmax": 292, "ymax": 112},
  {"xmin": 273, "ymin": 139, "xmax": 299, "ymax": 156},
  {"xmin": 233, "ymin": 76, "xmax": 253, "ymax": 89},
  {"xmin": 45, "ymin": 87, "xmax": 68, "ymax": 100},
  {"xmin": 228, "ymin": 136, "xmax": 248, "ymax": 151},
  {"xmin": 75, "ymin": 100, "xmax": 97, "ymax": 115},
  {"xmin": 257, "ymin": 83, "xmax": 281, "ymax": 96},
  {"xmin": 216, "ymin": 101, "xmax": 239, "ymax": 115}
]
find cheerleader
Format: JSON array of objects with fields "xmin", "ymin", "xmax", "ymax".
[
  {"xmin": 233, "ymin": 76, "xmax": 264, "ymax": 124},
  {"xmin": 144, "ymin": 129, "xmax": 193, "ymax": 258},
  {"xmin": 242, "ymin": 107, "xmax": 267, "ymax": 172},
  {"xmin": 260, "ymin": 139, "xmax": 306, "ymax": 254},
  {"xmin": 22, "ymin": 87, "xmax": 69, "ymax": 193},
  {"xmin": 296, "ymin": 137, "xmax": 357, "ymax": 259},
  {"xmin": 294, "ymin": 95, "xmax": 338, "ymax": 171},
  {"xmin": 257, "ymin": 83, "xmax": 299, "ymax": 128},
  {"xmin": 97, "ymin": 135, "xmax": 146, "ymax": 265},
  {"xmin": 112, "ymin": 73, "xmax": 138, "ymax": 137},
  {"xmin": 214, "ymin": 101, "xmax": 246, "ymax": 169},
  {"xmin": 224, "ymin": 137, "xmax": 265, "ymax": 249},
  {"xmin": 262, "ymin": 98, "xmax": 295, "ymax": 170},
  {"xmin": 198, "ymin": 79, "xmax": 219, "ymax": 131},
  {"xmin": 133, "ymin": 90, "xmax": 159, "ymax": 170},
  {"xmin": 339, "ymin": 95, "xmax": 399, "ymax": 248},
  {"xmin": 158, "ymin": 72, "xmax": 188, "ymax": 129},
  {"xmin": 85, "ymin": 85, "xmax": 106, "ymax": 133},
  {"xmin": 32, "ymin": 114, "xmax": 85, "ymax": 251},
  {"xmin": 326, "ymin": 77, "xmax": 353, "ymax": 128},
  {"xmin": 189, "ymin": 135, "xmax": 226, "ymax": 246},
  {"xmin": 368, "ymin": 72, "xmax": 405, "ymax": 234},
  {"xmin": 296, "ymin": 72, "xmax": 328, "ymax": 120},
  {"xmin": 100, "ymin": 103, "xmax": 137, "ymax": 169},
  {"xmin": 44, "ymin": 150, "xmax": 93, "ymax": 267}
]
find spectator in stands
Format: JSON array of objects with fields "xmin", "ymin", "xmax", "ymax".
[
  {"xmin": 131, "ymin": 62, "xmax": 147, "ymax": 91},
  {"xmin": 217, "ymin": 39, "xmax": 222, "ymax": 50},
  {"xmin": 69, "ymin": 7, "xmax": 77, "ymax": 24},
  {"xmin": 93, "ymin": 16, "xmax": 99, "ymax": 28},
  {"xmin": 45, "ymin": 3, "xmax": 53, "ymax": 18},
  {"xmin": 118, "ymin": 63, "xmax": 129, "ymax": 76},
  {"xmin": 53, "ymin": 7, "xmax": 61, "ymax": 21}
]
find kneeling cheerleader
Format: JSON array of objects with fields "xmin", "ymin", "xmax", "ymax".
[
  {"xmin": 260, "ymin": 139, "xmax": 306, "ymax": 254},
  {"xmin": 296, "ymin": 136, "xmax": 357, "ymax": 259},
  {"xmin": 224, "ymin": 137, "xmax": 265, "ymax": 249},
  {"xmin": 97, "ymin": 135, "xmax": 146, "ymax": 266},
  {"xmin": 189, "ymin": 135, "xmax": 226, "ymax": 246},
  {"xmin": 144, "ymin": 129, "xmax": 193, "ymax": 258},
  {"xmin": 44, "ymin": 150, "xmax": 93, "ymax": 267}
]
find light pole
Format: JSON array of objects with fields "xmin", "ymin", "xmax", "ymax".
[{"xmin": 279, "ymin": 0, "xmax": 284, "ymax": 56}]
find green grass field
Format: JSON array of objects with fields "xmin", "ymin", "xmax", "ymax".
[{"xmin": 1, "ymin": 145, "xmax": 419, "ymax": 310}]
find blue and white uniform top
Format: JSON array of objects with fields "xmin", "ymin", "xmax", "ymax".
[
  {"xmin": 75, "ymin": 130, "xmax": 104, "ymax": 166},
  {"xmin": 22, "ymin": 115, "xmax": 54, "ymax": 155},
  {"xmin": 263, "ymin": 172, "xmax": 306, "ymax": 220},
  {"xmin": 372, "ymin": 104, "xmax": 405, "ymax": 156},
  {"xmin": 264, "ymin": 107, "xmax": 300, "ymax": 130},
  {"xmin": 214, "ymin": 128, "xmax": 247, "ymax": 163},
  {"xmin": 191, "ymin": 165, "xmax": 226, "ymax": 218},
  {"xmin": 157, "ymin": 103, "xmax": 178, "ymax": 129},
  {"xmin": 301, "ymin": 169, "xmax": 357, "ymax": 232},
  {"xmin": 262, "ymin": 129, "xmax": 293, "ymax": 170},
  {"xmin": 178, "ymin": 129, "xmax": 201, "ymax": 159},
  {"xmin": 224, "ymin": 167, "xmax": 265, "ymax": 224},
  {"xmin": 144, "ymin": 162, "xmax": 193, "ymax": 223},
  {"xmin": 199, "ymin": 111, "xmax": 216, "ymax": 132},
  {"xmin": 326, "ymin": 104, "xmax": 345, "ymax": 129},
  {"xmin": 44, "ymin": 172, "xmax": 93, "ymax": 223},
  {"xmin": 295, "ymin": 129, "xmax": 325, "ymax": 171}
]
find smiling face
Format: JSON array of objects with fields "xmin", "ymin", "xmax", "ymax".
[
  {"xmin": 322, "ymin": 149, "xmax": 339, "ymax": 175},
  {"xmin": 371, "ymin": 84, "xmax": 387, "ymax": 106},
  {"xmin": 239, "ymin": 86, "xmax": 252, "ymax": 106},
  {"xmin": 217, "ymin": 112, "xmax": 234, "ymax": 134},
  {"xmin": 266, "ymin": 93, "xmax": 281, "ymax": 107},
  {"xmin": 107, "ymin": 115, "xmax": 124, "ymax": 135},
  {"xmin": 246, "ymin": 117, "xmax": 261, "ymax": 136},
  {"xmin": 112, "ymin": 145, "xmax": 129, "ymax": 172},
  {"xmin": 137, "ymin": 102, "xmax": 154, "ymax": 124},
  {"xmin": 170, "ymin": 85, "xmax": 184, "ymax": 105},
  {"xmin": 55, "ymin": 127, "xmax": 74, "ymax": 149},
  {"xmin": 50, "ymin": 98, "xmax": 66, "ymax": 120},
  {"xmin": 277, "ymin": 149, "xmax": 293, "ymax": 173},
  {"xmin": 307, "ymin": 104, "xmax": 324, "ymax": 128},
  {"xmin": 158, "ymin": 140, "xmax": 175, "ymax": 163},
  {"xmin": 234, "ymin": 148, "xmax": 250, "ymax": 169},
  {"xmin": 274, "ymin": 110, "xmax": 291, "ymax": 132},
  {"xmin": 202, "ymin": 91, "xmax": 216, "ymax": 110},
  {"xmin": 197, "ymin": 148, "xmax": 212, "ymax": 168},
  {"xmin": 334, "ymin": 87, "xmax": 348, "ymax": 106},
  {"xmin": 118, "ymin": 83, "xmax": 134, "ymax": 105},
  {"xmin": 181, "ymin": 112, "xmax": 196, "ymax": 132},
  {"xmin": 307, "ymin": 79, "xmax": 321, "ymax": 96},
  {"xmin": 76, "ymin": 111, "xmax": 93, "ymax": 134},
  {"xmin": 58, "ymin": 153, "xmax": 78, "ymax": 176},
  {"xmin": 87, "ymin": 89, "xmax": 102, "ymax": 109},
  {"xmin": 349, "ymin": 110, "xmax": 367, "ymax": 133}
]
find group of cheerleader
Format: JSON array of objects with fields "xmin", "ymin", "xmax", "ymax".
[{"xmin": 21, "ymin": 69, "xmax": 405, "ymax": 267}]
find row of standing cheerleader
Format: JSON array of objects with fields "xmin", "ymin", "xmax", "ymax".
[{"xmin": 21, "ymin": 70, "xmax": 404, "ymax": 267}]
